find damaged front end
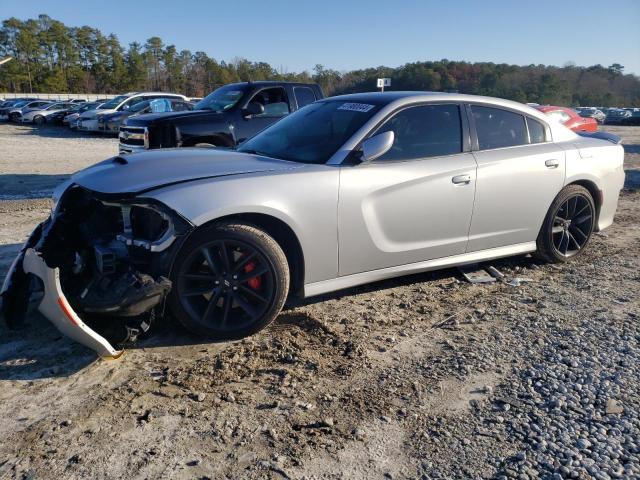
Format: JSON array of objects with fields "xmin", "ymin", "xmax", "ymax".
[{"xmin": 1, "ymin": 185, "xmax": 193, "ymax": 357}]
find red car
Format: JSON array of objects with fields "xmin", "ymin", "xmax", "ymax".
[{"xmin": 534, "ymin": 106, "xmax": 598, "ymax": 133}]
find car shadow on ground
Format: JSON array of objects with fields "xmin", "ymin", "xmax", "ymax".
[
  {"xmin": 0, "ymin": 253, "xmax": 540, "ymax": 381},
  {"xmin": 3, "ymin": 123, "xmax": 115, "ymax": 139},
  {"xmin": 0, "ymin": 173, "xmax": 68, "ymax": 199},
  {"xmin": 624, "ymin": 169, "xmax": 640, "ymax": 190}
]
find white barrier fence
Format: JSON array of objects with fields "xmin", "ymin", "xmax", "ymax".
[{"xmin": 0, "ymin": 93, "xmax": 117, "ymax": 101}]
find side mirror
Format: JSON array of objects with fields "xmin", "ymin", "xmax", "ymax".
[
  {"xmin": 360, "ymin": 131, "xmax": 394, "ymax": 163},
  {"xmin": 243, "ymin": 102, "xmax": 264, "ymax": 117}
]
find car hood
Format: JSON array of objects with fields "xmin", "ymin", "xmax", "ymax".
[
  {"xmin": 80, "ymin": 109, "xmax": 116, "ymax": 119},
  {"xmin": 71, "ymin": 148, "xmax": 304, "ymax": 195},
  {"xmin": 125, "ymin": 109, "xmax": 217, "ymax": 126}
]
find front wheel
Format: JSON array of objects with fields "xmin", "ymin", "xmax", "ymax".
[
  {"xmin": 536, "ymin": 185, "xmax": 595, "ymax": 263},
  {"xmin": 33, "ymin": 115, "xmax": 45, "ymax": 126},
  {"xmin": 168, "ymin": 222, "xmax": 289, "ymax": 340}
]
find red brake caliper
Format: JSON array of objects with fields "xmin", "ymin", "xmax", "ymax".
[{"xmin": 244, "ymin": 261, "xmax": 262, "ymax": 290}]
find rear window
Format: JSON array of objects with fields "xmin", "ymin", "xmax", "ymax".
[{"xmin": 472, "ymin": 106, "xmax": 528, "ymax": 150}]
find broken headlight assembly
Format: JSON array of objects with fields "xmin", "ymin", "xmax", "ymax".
[{"xmin": 1, "ymin": 185, "xmax": 193, "ymax": 357}]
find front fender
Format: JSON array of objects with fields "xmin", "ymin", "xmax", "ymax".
[{"xmin": 143, "ymin": 167, "xmax": 340, "ymax": 285}]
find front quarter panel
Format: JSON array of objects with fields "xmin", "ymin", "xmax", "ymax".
[{"xmin": 144, "ymin": 166, "xmax": 340, "ymax": 284}]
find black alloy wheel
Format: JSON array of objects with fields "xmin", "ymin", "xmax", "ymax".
[
  {"xmin": 537, "ymin": 185, "xmax": 595, "ymax": 263},
  {"xmin": 169, "ymin": 223, "xmax": 289, "ymax": 339},
  {"xmin": 551, "ymin": 194, "xmax": 594, "ymax": 258}
]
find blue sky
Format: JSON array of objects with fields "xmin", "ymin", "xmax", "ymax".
[{"xmin": 2, "ymin": 0, "xmax": 640, "ymax": 74}]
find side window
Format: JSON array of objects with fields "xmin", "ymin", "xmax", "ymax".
[
  {"xmin": 171, "ymin": 101, "xmax": 192, "ymax": 112},
  {"xmin": 472, "ymin": 106, "xmax": 528, "ymax": 150},
  {"xmin": 249, "ymin": 87, "xmax": 290, "ymax": 118},
  {"xmin": 294, "ymin": 86, "xmax": 316, "ymax": 108},
  {"xmin": 527, "ymin": 117, "xmax": 547, "ymax": 144},
  {"xmin": 374, "ymin": 104, "xmax": 463, "ymax": 162}
]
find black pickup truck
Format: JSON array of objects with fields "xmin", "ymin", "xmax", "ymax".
[{"xmin": 118, "ymin": 81, "xmax": 324, "ymax": 154}]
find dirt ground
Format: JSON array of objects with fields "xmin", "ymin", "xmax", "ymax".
[{"xmin": 0, "ymin": 123, "xmax": 638, "ymax": 479}]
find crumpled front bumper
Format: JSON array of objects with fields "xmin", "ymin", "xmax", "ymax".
[
  {"xmin": 1, "ymin": 244, "xmax": 122, "ymax": 358},
  {"xmin": 23, "ymin": 248, "xmax": 123, "ymax": 357}
]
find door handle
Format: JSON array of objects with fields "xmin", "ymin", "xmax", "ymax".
[
  {"xmin": 545, "ymin": 159, "xmax": 560, "ymax": 168},
  {"xmin": 452, "ymin": 174, "xmax": 472, "ymax": 185}
]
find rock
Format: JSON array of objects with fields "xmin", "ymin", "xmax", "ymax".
[
  {"xmin": 237, "ymin": 452, "xmax": 257, "ymax": 466},
  {"xmin": 321, "ymin": 417, "xmax": 334, "ymax": 427},
  {"xmin": 605, "ymin": 399, "xmax": 623, "ymax": 415},
  {"xmin": 194, "ymin": 392, "xmax": 206, "ymax": 402}
]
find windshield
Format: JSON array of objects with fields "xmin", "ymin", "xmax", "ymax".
[
  {"xmin": 195, "ymin": 85, "xmax": 245, "ymax": 112},
  {"xmin": 129, "ymin": 100, "xmax": 151, "ymax": 113},
  {"xmin": 79, "ymin": 102, "xmax": 99, "ymax": 112},
  {"xmin": 237, "ymin": 100, "xmax": 383, "ymax": 164},
  {"xmin": 100, "ymin": 95, "xmax": 129, "ymax": 109}
]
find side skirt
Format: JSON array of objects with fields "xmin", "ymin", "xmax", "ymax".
[{"xmin": 303, "ymin": 242, "xmax": 537, "ymax": 298}]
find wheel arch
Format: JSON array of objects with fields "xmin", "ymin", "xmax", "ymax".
[
  {"xmin": 181, "ymin": 134, "xmax": 234, "ymax": 148},
  {"xmin": 565, "ymin": 179, "xmax": 602, "ymax": 230},
  {"xmin": 185, "ymin": 212, "xmax": 305, "ymax": 298}
]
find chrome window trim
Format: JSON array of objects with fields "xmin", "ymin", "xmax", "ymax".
[{"xmin": 467, "ymin": 102, "xmax": 554, "ymax": 152}]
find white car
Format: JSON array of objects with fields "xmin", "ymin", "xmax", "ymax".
[
  {"xmin": 22, "ymin": 102, "xmax": 77, "ymax": 125},
  {"xmin": 77, "ymin": 92, "xmax": 187, "ymax": 132},
  {"xmin": 8, "ymin": 100, "xmax": 52, "ymax": 122}
]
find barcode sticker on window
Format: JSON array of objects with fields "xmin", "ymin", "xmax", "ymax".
[{"xmin": 337, "ymin": 103, "xmax": 375, "ymax": 113}]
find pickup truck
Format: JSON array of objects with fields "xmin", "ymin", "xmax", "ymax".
[{"xmin": 118, "ymin": 81, "xmax": 324, "ymax": 154}]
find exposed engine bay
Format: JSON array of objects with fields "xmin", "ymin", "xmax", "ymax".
[{"xmin": 1, "ymin": 185, "xmax": 193, "ymax": 356}]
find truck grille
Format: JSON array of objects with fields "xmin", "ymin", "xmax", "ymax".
[{"xmin": 119, "ymin": 126, "xmax": 148, "ymax": 147}]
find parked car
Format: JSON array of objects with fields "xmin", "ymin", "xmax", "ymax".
[
  {"xmin": 535, "ymin": 106, "xmax": 598, "ymax": 133},
  {"xmin": 63, "ymin": 101, "xmax": 106, "ymax": 128},
  {"xmin": 577, "ymin": 107, "xmax": 606, "ymax": 124},
  {"xmin": 119, "ymin": 81, "xmax": 323, "ymax": 154},
  {"xmin": 0, "ymin": 98, "xmax": 38, "ymax": 120},
  {"xmin": 22, "ymin": 102, "xmax": 78, "ymax": 125},
  {"xmin": 1, "ymin": 92, "xmax": 625, "ymax": 357},
  {"xmin": 604, "ymin": 109, "xmax": 632, "ymax": 125},
  {"xmin": 98, "ymin": 97, "xmax": 194, "ymax": 134},
  {"xmin": 620, "ymin": 110, "xmax": 640, "ymax": 126},
  {"xmin": 47, "ymin": 102, "xmax": 88, "ymax": 126},
  {"xmin": 77, "ymin": 92, "xmax": 188, "ymax": 132},
  {"xmin": 8, "ymin": 100, "xmax": 53, "ymax": 122}
]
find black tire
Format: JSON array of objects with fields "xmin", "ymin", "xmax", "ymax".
[
  {"xmin": 168, "ymin": 222, "xmax": 289, "ymax": 340},
  {"xmin": 34, "ymin": 115, "xmax": 45, "ymax": 126},
  {"xmin": 536, "ymin": 185, "xmax": 595, "ymax": 263}
]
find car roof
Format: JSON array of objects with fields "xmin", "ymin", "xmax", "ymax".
[
  {"xmin": 224, "ymin": 81, "xmax": 320, "ymax": 88},
  {"xmin": 321, "ymin": 91, "xmax": 549, "ymax": 117}
]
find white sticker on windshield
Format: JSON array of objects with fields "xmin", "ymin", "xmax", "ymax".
[{"xmin": 337, "ymin": 102, "xmax": 375, "ymax": 113}]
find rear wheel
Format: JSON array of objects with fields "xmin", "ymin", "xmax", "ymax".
[
  {"xmin": 168, "ymin": 222, "xmax": 289, "ymax": 340},
  {"xmin": 536, "ymin": 185, "xmax": 595, "ymax": 263}
]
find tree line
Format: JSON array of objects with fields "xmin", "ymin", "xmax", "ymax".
[{"xmin": 1, "ymin": 15, "xmax": 639, "ymax": 107}]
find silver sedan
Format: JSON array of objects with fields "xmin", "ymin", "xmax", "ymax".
[{"xmin": 1, "ymin": 92, "xmax": 625, "ymax": 357}]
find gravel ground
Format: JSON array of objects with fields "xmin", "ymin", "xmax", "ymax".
[{"xmin": 0, "ymin": 123, "xmax": 638, "ymax": 479}]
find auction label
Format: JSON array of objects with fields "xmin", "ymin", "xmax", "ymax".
[{"xmin": 338, "ymin": 103, "xmax": 375, "ymax": 113}]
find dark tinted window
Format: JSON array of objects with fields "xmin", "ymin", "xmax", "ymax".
[
  {"xmin": 238, "ymin": 100, "xmax": 383, "ymax": 164},
  {"xmin": 375, "ymin": 104, "xmax": 462, "ymax": 161},
  {"xmin": 294, "ymin": 86, "xmax": 316, "ymax": 108},
  {"xmin": 250, "ymin": 87, "xmax": 290, "ymax": 117},
  {"xmin": 472, "ymin": 106, "xmax": 528, "ymax": 150},
  {"xmin": 527, "ymin": 117, "xmax": 547, "ymax": 144}
]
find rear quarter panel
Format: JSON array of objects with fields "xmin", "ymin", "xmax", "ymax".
[{"xmin": 561, "ymin": 138, "xmax": 625, "ymax": 230}]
